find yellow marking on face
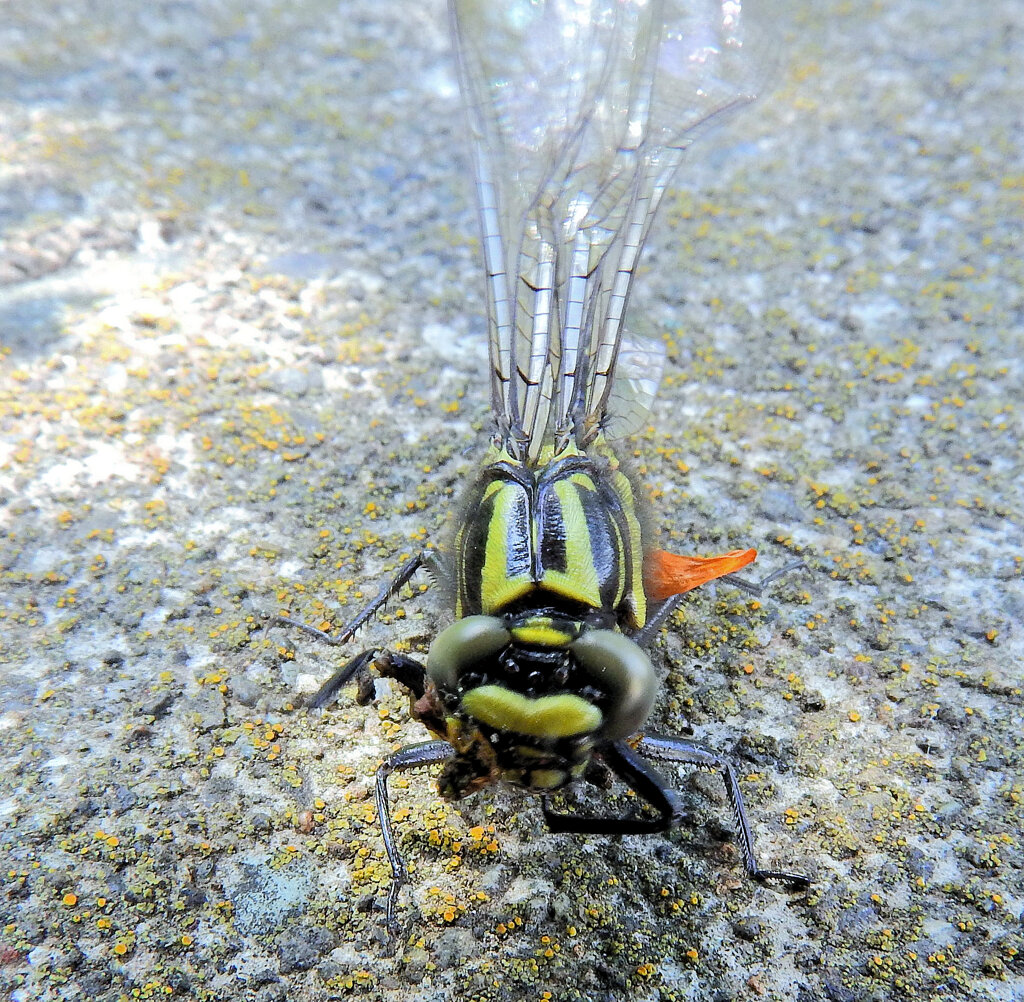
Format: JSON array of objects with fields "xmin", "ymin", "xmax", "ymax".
[
  {"xmin": 509, "ymin": 622, "xmax": 574, "ymax": 647},
  {"xmin": 461, "ymin": 685, "xmax": 602, "ymax": 738},
  {"xmin": 510, "ymin": 744, "xmax": 550, "ymax": 760}
]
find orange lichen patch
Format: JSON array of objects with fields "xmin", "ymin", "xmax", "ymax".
[{"xmin": 643, "ymin": 547, "xmax": 757, "ymax": 602}]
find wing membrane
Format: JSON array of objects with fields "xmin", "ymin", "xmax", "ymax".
[{"xmin": 451, "ymin": 0, "xmax": 770, "ymax": 462}]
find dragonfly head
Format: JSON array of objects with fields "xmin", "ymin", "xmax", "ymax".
[{"xmin": 426, "ymin": 614, "xmax": 657, "ymax": 795}]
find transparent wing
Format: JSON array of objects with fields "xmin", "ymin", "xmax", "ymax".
[
  {"xmin": 602, "ymin": 327, "xmax": 667, "ymax": 442},
  {"xmin": 451, "ymin": 0, "xmax": 772, "ymax": 463}
]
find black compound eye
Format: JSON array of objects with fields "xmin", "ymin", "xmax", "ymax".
[
  {"xmin": 570, "ymin": 630, "xmax": 657, "ymax": 740},
  {"xmin": 427, "ymin": 615, "xmax": 511, "ymax": 691}
]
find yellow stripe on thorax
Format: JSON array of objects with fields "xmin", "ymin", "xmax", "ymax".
[
  {"xmin": 478, "ymin": 481, "xmax": 534, "ymax": 614},
  {"xmin": 535, "ymin": 475, "xmax": 603, "ymax": 607},
  {"xmin": 608, "ymin": 466, "xmax": 647, "ymax": 627}
]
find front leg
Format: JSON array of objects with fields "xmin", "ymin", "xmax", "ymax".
[
  {"xmin": 720, "ymin": 558, "xmax": 807, "ymax": 596},
  {"xmin": 308, "ymin": 649, "xmax": 430, "ymax": 709},
  {"xmin": 542, "ymin": 740, "xmax": 684, "ymax": 834},
  {"xmin": 375, "ymin": 740, "xmax": 455, "ymax": 934},
  {"xmin": 270, "ymin": 548, "xmax": 441, "ymax": 708}
]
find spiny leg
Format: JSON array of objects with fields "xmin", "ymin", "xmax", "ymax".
[
  {"xmin": 720, "ymin": 558, "xmax": 807, "ymax": 597},
  {"xmin": 375, "ymin": 740, "xmax": 454, "ymax": 933},
  {"xmin": 633, "ymin": 592, "xmax": 686, "ymax": 647},
  {"xmin": 332, "ymin": 552, "xmax": 432, "ymax": 642},
  {"xmin": 307, "ymin": 648, "xmax": 378, "ymax": 709},
  {"xmin": 307, "ymin": 650, "xmax": 429, "ymax": 710},
  {"xmin": 542, "ymin": 740, "xmax": 683, "ymax": 834},
  {"xmin": 267, "ymin": 550, "xmax": 437, "ymax": 707},
  {"xmin": 637, "ymin": 733, "xmax": 809, "ymax": 887},
  {"xmin": 273, "ymin": 551, "xmax": 429, "ymax": 647}
]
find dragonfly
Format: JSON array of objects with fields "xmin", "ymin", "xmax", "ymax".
[{"xmin": 287, "ymin": 0, "xmax": 809, "ymax": 931}]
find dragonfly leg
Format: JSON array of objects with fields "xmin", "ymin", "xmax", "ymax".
[
  {"xmin": 307, "ymin": 650, "xmax": 429, "ymax": 710},
  {"xmin": 376, "ymin": 740, "xmax": 454, "ymax": 934},
  {"xmin": 333, "ymin": 551, "xmax": 433, "ymax": 642},
  {"xmin": 268, "ymin": 549, "xmax": 434, "ymax": 645},
  {"xmin": 720, "ymin": 558, "xmax": 807, "ymax": 597},
  {"xmin": 266, "ymin": 549, "xmax": 439, "ymax": 706},
  {"xmin": 636, "ymin": 733, "xmax": 809, "ymax": 888},
  {"xmin": 633, "ymin": 593, "xmax": 686, "ymax": 646},
  {"xmin": 542, "ymin": 740, "xmax": 683, "ymax": 834}
]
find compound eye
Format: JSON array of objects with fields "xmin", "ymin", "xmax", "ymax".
[
  {"xmin": 571, "ymin": 630, "xmax": 657, "ymax": 740},
  {"xmin": 427, "ymin": 615, "xmax": 511, "ymax": 691}
]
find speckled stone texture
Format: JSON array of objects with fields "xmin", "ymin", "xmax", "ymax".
[{"xmin": 1, "ymin": 1, "xmax": 1021, "ymax": 1000}]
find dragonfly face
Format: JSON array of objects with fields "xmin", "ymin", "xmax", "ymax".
[{"xmin": 423, "ymin": 609, "xmax": 658, "ymax": 797}]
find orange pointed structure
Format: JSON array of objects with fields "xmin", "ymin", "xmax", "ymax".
[{"xmin": 643, "ymin": 547, "xmax": 757, "ymax": 602}]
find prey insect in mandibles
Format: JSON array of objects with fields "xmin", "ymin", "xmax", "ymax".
[{"xmin": 284, "ymin": 0, "xmax": 809, "ymax": 929}]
